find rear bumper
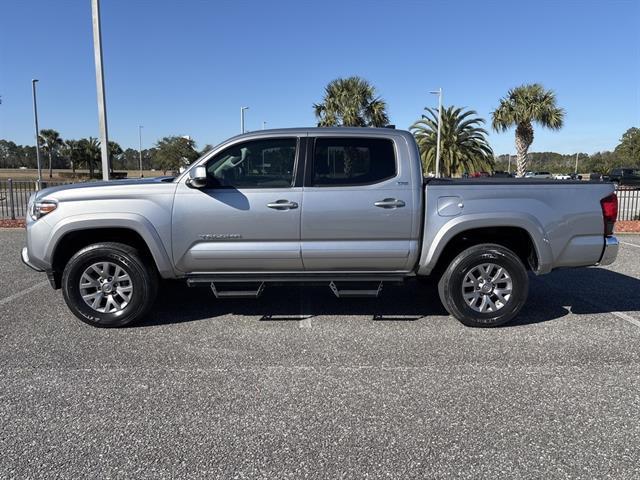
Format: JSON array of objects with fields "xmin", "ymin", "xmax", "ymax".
[
  {"xmin": 21, "ymin": 246, "xmax": 44, "ymax": 272},
  {"xmin": 598, "ymin": 236, "xmax": 619, "ymax": 266}
]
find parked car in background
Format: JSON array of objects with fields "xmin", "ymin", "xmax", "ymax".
[
  {"xmin": 470, "ymin": 171, "xmax": 490, "ymax": 178},
  {"xmin": 609, "ymin": 167, "xmax": 640, "ymax": 186},
  {"xmin": 590, "ymin": 172, "xmax": 610, "ymax": 181},
  {"xmin": 554, "ymin": 173, "xmax": 572, "ymax": 180},
  {"xmin": 491, "ymin": 170, "xmax": 514, "ymax": 178},
  {"xmin": 524, "ymin": 171, "xmax": 553, "ymax": 179},
  {"xmin": 570, "ymin": 173, "xmax": 583, "ymax": 180}
]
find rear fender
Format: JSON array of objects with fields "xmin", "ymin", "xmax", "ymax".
[{"xmin": 417, "ymin": 213, "xmax": 553, "ymax": 275}]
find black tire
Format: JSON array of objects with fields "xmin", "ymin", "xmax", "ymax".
[
  {"xmin": 62, "ymin": 242, "xmax": 158, "ymax": 327},
  {"xmin": 437, "ymin": 243, "xmax": 528, "ymax": 327}
]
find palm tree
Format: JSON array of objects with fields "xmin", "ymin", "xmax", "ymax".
[
  {"xmin": 76, "ymin": 137, "xmax": 101, "ymax": 178},
  {"xmin": 39, "ymin": 129, "xmax": 64, "ymax": 178},
  {"xmin": 108, "ymin": 141, "xmax": 123, "ymax": 172},
  {"xmin": 411, "ymin": 106, "xmax": 494, "ymax": 177},
  {"xmin": 62, "ymin": 140, "xmax": 79, "ymax": 174},
  {"xmin": 492, "ymin": 84, "xmax": 564, "ymax": 177},
  {"xmin": 313, "ymin": 76, "xmax": 389, "ymax": 127}
]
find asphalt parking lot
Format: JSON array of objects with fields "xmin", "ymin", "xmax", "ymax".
[{"xmin": 1, "ymin": 229, "xmax": 639, "ymax": 479}]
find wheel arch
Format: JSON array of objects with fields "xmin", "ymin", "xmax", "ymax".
[
  {"xmin": 418, "ymin": 214, "xmax": 552, "ymax": 277},
  {"xmin": 47, "ymin": 215, "xmax": 174, "ymax": 289}
]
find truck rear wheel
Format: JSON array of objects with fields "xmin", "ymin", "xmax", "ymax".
[
  {"xmin": 437, "ymin": 243, "xmax": 528, "ymax": 327},
  {"xmin": 61, "ymin": 242, "xmax": 158, "ymax": 327}
]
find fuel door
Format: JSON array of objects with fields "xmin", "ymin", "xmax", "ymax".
[{"xmin": 437, "ymin": 196, "xmax": 464, "ymax": 217}]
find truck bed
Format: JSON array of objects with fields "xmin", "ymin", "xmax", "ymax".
[{"xmin": 418, "ymin": 179, "xmax": 616, "ymax": 276}]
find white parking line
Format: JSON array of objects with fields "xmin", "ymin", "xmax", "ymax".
[
  {"xmin": 610, "ymin": 310, "xmax": 640, "ymax": 328},
  {"xmin": 0, "ymin": 280, "xmax": 49, "ymax": 307},
  {"xmin": 572, "ymin": 295, "xmax": 640, "ymax": 329},
  {"xmin": 620, "ymin": 241, "xmax": 640, "ymax": 249}
]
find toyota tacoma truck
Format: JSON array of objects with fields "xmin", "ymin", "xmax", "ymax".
[{"xmin": 21, "ymin": 128, "xmax": 619, "ymax": 328}]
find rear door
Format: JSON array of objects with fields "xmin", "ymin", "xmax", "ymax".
[
  {"xmin": 301, "ymin": 135, "xmax": 415, "ymax": 271},
  {"xmin": 172, "ymin": 137, "xmax": 303, "ymax": 273}
]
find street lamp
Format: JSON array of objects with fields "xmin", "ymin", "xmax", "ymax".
[
  {"xmin": 31, "ymin": 79, "xmax": 43, "ymax": 186},
  {"xmin": 91, "ymin": 0, "xmax": 110, "ymax": 181},
  {"xmin": 262, "ymin": 121, "xmax": 267, "ymax": 130},
  {"xmin": 138, "ymin": 125, "xmax": 144, "ymax": 178},
  {"xmin": 429, "ymin": 88, "xmax": 443, "ymax": 178},
  {"xmin": 240, "ymin": 106, "xmax": 249, "ymax": 133}
]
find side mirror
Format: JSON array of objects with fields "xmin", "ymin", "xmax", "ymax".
[{"xmin": 187, "ymin": 166, "xmax": 208, "ymax": 188}]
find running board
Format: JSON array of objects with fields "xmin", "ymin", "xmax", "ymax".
[
  {"xmin": 329, "ymin": 281, "xmax": 383, "ymax": 298},
  {"xmin": 210, "ymin": 282, "xmax": 265, "ymax": 299},
  {"xmin": 187, "ymin": 273, "xmax": 407, "ymax": 285}
]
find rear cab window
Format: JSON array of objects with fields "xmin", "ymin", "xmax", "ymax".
[{"xmin": 310, "ymin": 137, "xmax": 396, "ymax": 187}]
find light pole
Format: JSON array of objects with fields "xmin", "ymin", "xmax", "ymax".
[
  {"xmin": 429, "ymin": 88, "xmax": 443, "ymax": 178},
  {"xmin": 262, "ymin": 121, "xmax": 266, "ymax": 130},
  {"xmin": 138, "ymin": 125, "xmax": 144, "ymax": 178},
  {"xmin": 240, "ymin": 106, "xmax": 249, "ymax": 133},
  {"xmin": 507, "ymin": 154, "xmax": 512, "ymax": 174},
  {"xmin": 91, "ymin": 0, "xmax": 110, "ymax": 181},
  {"xmin": 574, "ymin": 152, "xmax": 579, "ymax": 174},
  {"xmin": 31, "ymin": 79, "xmax": 43, "ymax": 185}
]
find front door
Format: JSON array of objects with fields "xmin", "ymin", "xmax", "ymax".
[
  {"xmin": 172, "ymin": 137, "xmax": 303, "ymax": 273},
  {"xmin": 301, "ymin": 136, "xmax": 416, "ymax": 271}
]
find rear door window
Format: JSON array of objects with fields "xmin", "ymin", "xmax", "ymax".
[{"xmin": 311, "ymin": 137, "xmax": 396, "ymax": 187}]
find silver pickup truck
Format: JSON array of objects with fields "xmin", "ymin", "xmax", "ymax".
[{"xmin": 22, "ymin": 128, "xmax": 619, "ymax": 328}]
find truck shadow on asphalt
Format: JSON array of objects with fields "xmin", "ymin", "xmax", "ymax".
[{"xmin": 135, "ymin": 268, "xmax": 640, "ymax": 328}]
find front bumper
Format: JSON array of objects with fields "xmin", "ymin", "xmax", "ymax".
[
  {"xmin": 21, "ymin": 246, "xmax": 44, "ymax": 272},
  {"xmin": 598, "ymin": 236, "xmax": 619, "ymax": 266}
]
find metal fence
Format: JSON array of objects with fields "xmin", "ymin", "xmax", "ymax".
[
  {"xmin": 0, "ymin": 179, "xmax": 67, "ymax": 220},
  {"xmin": 616, "ymin": 185, "xmax": 640, "ymax": 221},
  {"xmin": 1, "ymin": 178, "xmax": 639, "ymax": 222}
]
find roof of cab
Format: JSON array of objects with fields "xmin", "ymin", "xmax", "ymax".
[{"xmin": 225, "ymin": 127, "xmax": 413, "ymax": 142}]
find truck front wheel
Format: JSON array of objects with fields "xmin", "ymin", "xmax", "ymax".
[
  {"xmin": 61, "ymin": 242, "xmax": 158, "ymax": 327},
  {"xmin": 438, "ymin": 244, "xmax": 529, "ymax": 327}
]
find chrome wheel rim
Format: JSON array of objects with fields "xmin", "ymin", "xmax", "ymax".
[
  {"xmin": 79, "ymin": 262, "xmax": 133, "ymax": 313},
  {"xmin": 461, "ymin": 263, "xmax": 512, "ymax": 313}
]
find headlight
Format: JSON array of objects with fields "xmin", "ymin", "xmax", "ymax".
[{"xmin": 30, "ymin": 200, "xmax": 58, "ymax": 220}]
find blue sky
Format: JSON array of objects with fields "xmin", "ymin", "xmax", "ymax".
[{"xmin": 1, "ymin": 0, "xmax": 639, "ymax": 155}]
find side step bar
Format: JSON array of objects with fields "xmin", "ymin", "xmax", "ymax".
[
  {"xmin": 207, "ymin": 280, "xmax": 386, "ymax": 299},
  {"xmin": 187, "ymin": 273, "xmax": 408, "ymax": 285},
  {"xmin": 210, "ymin": 282, "xmax": 265, "ymax": 299},
  {"xmin": 188, "ymin": 274, "xmax": 408, "ymax": 300},
  {"xmin": 329, "ymin": 281, "xmax": 383, "ymax": 298}
]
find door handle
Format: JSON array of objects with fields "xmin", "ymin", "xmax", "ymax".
[
  {"xmin": 374, "ymin": 198, "xmax": 406, "ymax": 209},
  {"xmin": 267, "ymin": 199, "xmax": 298, "ymax": 210}
]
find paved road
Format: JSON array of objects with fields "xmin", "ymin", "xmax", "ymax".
[{"xmin": 1, "ymin": 229, "xmax": 639, "ymax": 479}]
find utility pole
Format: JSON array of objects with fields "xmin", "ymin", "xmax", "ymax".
[
  {"xmin": 430, "ymin": 88, "xmax": 443, "ymax": 177},
  {"xmin": 91, "ymin": 0, "xmax": 110, "ymax": 181},
  {"xmin": 262, "ymin": 121, "xmax": 266, "ymax": 130},
  {"xmin": 31, "ymin": 79, "xmax": 43, "ymax": 186},
  {"xmin": 138, "ymin": 125, "xmax": 144, "ymax": 178},
  {"xmin": 507, "ymin": 154, "xmax": 511, "ymax": 174},
  {"xmin": 574, "ymin": 152, "xmax": 579, "ymax": 174},
  {"xmin": 240, "ymin": 106, "xmax": 249, "ymax": 133}
]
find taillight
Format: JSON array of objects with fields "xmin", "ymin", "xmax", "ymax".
[{"xmin": 600, "ymin": 193, "xmax": 617, "ymax": 236}]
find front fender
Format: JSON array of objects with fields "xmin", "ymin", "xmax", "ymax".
[
  {"xmin": 45, "ymin": 213, "xmax": 175, "ymax": 278},
  {"xmin": 417, "ymin": 212, "xmax": 553, "ymax": 276}
]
